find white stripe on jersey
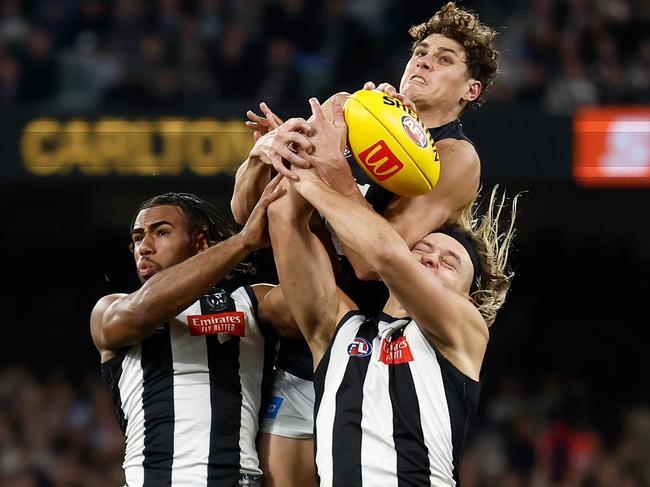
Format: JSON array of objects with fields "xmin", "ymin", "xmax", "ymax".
[
  {"xmin": 314, "ymin": 314, "xmax": 366, "ymax": 486},
  {"xmin": 315, "ymin": 314, "xmax": 460, "ymax": 487},
  {"xmin": 114, "ymin": 286, "xmax": 265, "ymax": 486},
  {"xmin": 169, "ymin": 300, "xmax": 211, "ymax": 485},
  {"xmin": 360, "ymin": 346, "xmax": 397, "ymax": 487},
  {"xmin": 118, "ymin": 345, "xmax": 145, "ymax": 487},
  {"xmin": 405, "ymin": 323, "xmax": 455, "ymax": 485},
  {"xmin": 233, "ymin": 287, "xmax": 265, "ymax": 474}
]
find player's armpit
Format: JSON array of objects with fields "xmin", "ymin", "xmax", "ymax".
[{"xmin": 257, "ymin": 285, "xmax": 302, "ymax": 339}]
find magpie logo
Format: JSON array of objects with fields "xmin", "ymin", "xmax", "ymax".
[{"xmin": 205, "ymin": 289, "xmax": 229, "ymax": 311}]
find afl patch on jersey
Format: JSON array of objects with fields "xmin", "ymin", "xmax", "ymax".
[
  {"xmin": 187, "ymin": 311, "xmax": 246, "ymax": 336},
  {"xmin": 347, "ymin": 337, "xmax": 372, "ymax": 357}
]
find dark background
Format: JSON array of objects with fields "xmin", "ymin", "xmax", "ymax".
[{"xmin": 1, "ymin": 0, "xmax": 648, "ymax": 485}]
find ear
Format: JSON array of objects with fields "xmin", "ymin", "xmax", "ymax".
[
  {"xmin": 194, "ymin": 229, "xmax": 210, "ymax": 252},
  {"xmin": 463, "ymin": 79, "xmax": 482, "ymax": 103}
]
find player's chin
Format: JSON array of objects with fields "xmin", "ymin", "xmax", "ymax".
[{"xmin": 138, "ymin": 269, "xmax": 157, "ymax": 283}]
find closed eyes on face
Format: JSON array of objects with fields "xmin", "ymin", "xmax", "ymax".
[{"xmin": 413, "ymin": 242, "xmax": 462, "ymax": 271}]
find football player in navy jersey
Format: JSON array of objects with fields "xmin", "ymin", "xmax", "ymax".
[
  {"xmin": 266, "ymin": 98, "xmax": 519, "ymax": 485},
  {"xmin": 231, "ymin": 3, "xmax": 500, "ymax": 486}
]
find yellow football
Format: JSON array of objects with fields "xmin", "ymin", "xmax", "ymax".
[{"xmin": 343, "ymin": 89, "xmax": 440, "ymax": 197}]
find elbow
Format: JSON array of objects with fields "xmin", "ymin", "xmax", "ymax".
[
  {"xmin": 230, "ymin": 199, "xmax": 247, "ymax": 226},
  {"xmin": 266, "ymin": 198, "xmax": 285, "ymax": 223},
  {"xmin": 353, "ymin": 265, "xmax": 380, "ymax": 281},
  {"xmin": 369, "ymin": 244, "xmax": 406, "ymax": 280}
]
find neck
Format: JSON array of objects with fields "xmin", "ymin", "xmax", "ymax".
[
  {"xmin": 416, "ymin": 102, "xmax": 464, "ymax": 128},
  {"xmin": 382, "ymin": 294, "xmax": 409, "ymax": 318}
]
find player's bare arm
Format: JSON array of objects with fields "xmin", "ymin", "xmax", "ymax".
[
  {"xmin": 231, "ymin": 119, "xmax": 313, "ymax": 224},
  {"xmin": 384, "ymin": 137, "xmax": 480, "ymax": 248},
  {"xmin": 267, "ymin": 180, "xmax": 352, "ymax": 365},
  {"xmin": 91, "ymin": 177, "xmax": 286, "ymax": 361},
  {"xmin": 256, "ymin": 284, "xmax": 303, "ymax": 340},
  {"xmin": 231, "ymin": 93, "xmax": 349, "ymax": 225},
  {"xmin": 292, "ymin": 167, "xmax": 487, "ymax": 379}
]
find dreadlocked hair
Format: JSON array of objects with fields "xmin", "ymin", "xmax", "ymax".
[
  {"xmin": 409, "ymin": 2, "xmax": 499, "ymax": 109},
  {"xmin": 130, "ymin": 192, "xmax": 256, "ymax": 276},
  {"xmin": 446, "ymin": 186, "xmax": 520, "ymax": 327}
]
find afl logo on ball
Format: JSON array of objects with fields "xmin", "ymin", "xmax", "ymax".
[
  {"xmin": 347, "ymin": 337, "xmax": 373, "ymax": 357},
  {"xmin": 401, "ymin": 115, "xmax": 428, "ymax": 148}
]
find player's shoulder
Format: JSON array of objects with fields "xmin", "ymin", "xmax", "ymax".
[
  {"xmin": 437, "ymin": 137, "xmax": 479, "ymax": 167},
  {"xmin": 248, "ymin": 283, "xmax": 275, "ymax": 302},
  {"xmin": 92, "ymin": 293, "xmax": 128, "ymax": 318}
]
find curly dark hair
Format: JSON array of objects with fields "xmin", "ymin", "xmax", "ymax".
[
  {"xmin": 409, "ymin": 2, "xmax": 499, "ymax": 109},
  {"xmin": 130, "ymin": 192, "xmax": 236, "ymax": 246}
]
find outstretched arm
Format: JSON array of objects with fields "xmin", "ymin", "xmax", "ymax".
[
  {"xmin": 292, "ymin": 168, "xmax": 486, "ymax": 378},
  {"xmin": 231, "ymin": 94, "xmax": 349, "ymax": 224},
  {"xmin": 231, "ymin": 111, "xmax": 313, "ymax": 223},
  {"xmin": 91, "ymin": 178, "xmax": 286, "ymax": 360},
  {"xmin": 267, "ymin": 180, "xmax": 350, "ymax": 365}
]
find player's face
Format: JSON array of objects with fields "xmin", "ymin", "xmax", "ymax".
[
  {"xmin": 399, "ymin": 33, "xmax": 480, "ymax": 114},
  {"xmin": 411, "ymin": 233, "xmax": 475, "ymax": 296},
  {"xmin": 131, "ymin": 205, "xmax": 201, "ymax": 283}
]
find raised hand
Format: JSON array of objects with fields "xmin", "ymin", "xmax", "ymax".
[
  {"xmin": 248, "ymin": 118, "xmax": 315, "ymax": 180},
  {"xmin": 300, "ymin": 97, "xmax": 357, "ymax": 196},
  {"xmin": 246, "ymin": 102, "xmax": 284, "ymax": 141}
]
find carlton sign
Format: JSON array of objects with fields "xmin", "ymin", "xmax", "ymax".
[{"xmin": 20, "ymin": 118, "xmax": 254, "ymax": 176}]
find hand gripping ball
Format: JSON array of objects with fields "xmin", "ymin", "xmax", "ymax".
[{"xmin": 343, "ymin": 89, "xmax": 440, "ymax": 197}]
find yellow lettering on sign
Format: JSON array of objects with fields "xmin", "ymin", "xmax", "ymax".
[
  {"xmin": 20, "ymin": 117, "xmax": 253, "ymax": 176},
  {"xmin": 158, "ymin": 119, "xmax": 186, "ymax": 175},
  {"xmin": 20, "ymin": 119, "xmax": 61, "ymax": 176}
]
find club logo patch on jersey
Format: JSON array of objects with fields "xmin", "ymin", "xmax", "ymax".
[
  {"xmin": 204, "ymin": 288, "xmax": 230, "ymax": 312},
  {"xmin": 347, "ymin": 337, "xmax": 373, "ymax": 357},
  {"xmin": 187, "ymin": 311, "xmax": 246, "ymax": 337},
  {"xmin": 358, "ymin": 140, "xmax": 404, "ymax": 181},
  {"xmin": 380, "ymin": 336, "xmax": 414, "ymax": 365},
  {"xmin": 401, "ymin": 115, "xmax": 429, "ymax": 148}
]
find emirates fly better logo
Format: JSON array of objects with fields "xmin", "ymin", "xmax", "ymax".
[{"xmin": 187, "ymin": 312, "xmax": 246, "ymax": 336}]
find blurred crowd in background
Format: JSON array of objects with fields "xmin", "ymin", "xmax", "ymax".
[
  {"xmin": 1, "ymin": 1, "xmax": 649, "ymax": 486},
  {"xmin": 1, "ymin": 365, "xmax": 648, "ymax": 487},
  {"xmin": 0, "ymin": 0, "xmax": 648, "ymax": 114}
]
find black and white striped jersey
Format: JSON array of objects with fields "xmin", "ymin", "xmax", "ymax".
[
  {"xmin": 101, "ymin": 286, "xmax": 275, "ymax": 487},
  {"xmin": 314, "ymin": 311, "xmax": 480, "ymax": 487}
]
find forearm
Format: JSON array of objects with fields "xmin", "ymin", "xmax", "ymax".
[
  {"xmin": 297, "ymin": 179, "xmax": 405, "ymax": 272},
  {"xmin": 109, "ymin": 234, "xmax": 253, "ymax": 344},
  {"xmin": 231, "ymin": 158, "xmax": 272, "ymax": 224},
  {"xmin": 268, "ymin": 194, "xmax": 338, "ymax": 349}
]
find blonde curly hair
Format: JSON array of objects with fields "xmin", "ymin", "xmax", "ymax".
[
  {"xmin": 409, "ymin": 2, "xmax": 499, "ymax": 109},
  {"xmin": 446, "ymin": 186, "xmax": 520, "ymax": 327}
]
